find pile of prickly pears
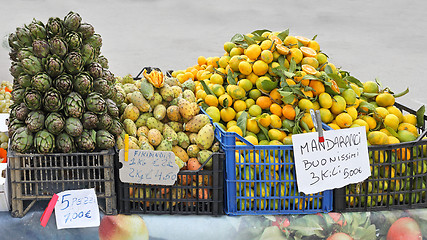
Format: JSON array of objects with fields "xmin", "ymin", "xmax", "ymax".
[{"xmin": 115, "ymin": 69, "xmax": 220, "ymax": 170}]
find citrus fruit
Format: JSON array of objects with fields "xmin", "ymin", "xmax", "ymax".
[
  {"xmin": 268, "ymin": 129, "xmax": 285, "ymax": 141},
  {"xmin": 319, "ymin": 108, "xmax": 334, "ymax": 123},
  {"xmin": 260, "ymin": 50, "xmax": 274, "ymax": 64},
  {"xmin": 319, "ymin": 92, "xmax": 333, "ymax": 108},
  {"xmin": 269, "ymin": 103, "xmax": 282, "ymax": 117},
  {"xmin": 204, "ymin": 94, "xmax": 218, "ymax": 107},
  {"xmin": 300, "ymin": 46, "xmax": 317, "ymax": 58},
  {"xmin": 353, "ymin": 119, "xmax": 369, "ymax": 133},
  {"xmin": 227, "ymin": 125, "xmax": 243, "ymax": 136},
  {"xmin": 384, "ymin": 114, "xmax": 400, "ymax": 131},
  {"xmin": 330, "ymin": 95, "xmax": 346, "ymax": 115},
  {"xmin": 307, "ymin": 40, "xmax": 320, "ymax": 52},
  {"xmin": 227, "ymin": 120, "xmax": 237, "ymax": 129},
  {"xmin": 248, "ymin": 104, "xmax": 262, "ymax": 117},
  {"xmin": 218, "ymin": 94, "xmax": 232, "ymax": 107},
  {"xmin": 256, "ymin": 96, "xmax": 273, "ymax": 110},
  {"xmin": 270, "ymin": 114, "xmax": 282, "ymax": 128},
  {"xmin": 252, "ymin": 60, "xmax": 269, "ymax": 76},
  {"xmin": 245, "ymin": 98, "xmax": 255, "ymax": 108},
  {"xmin": 247, "ymin": 119, "xmax": 260, "ymax": 134},
  {"xmin": 238, "ymin": 79, "xmax": 253, "ymax": 92},
  {"xmin": 210, "ymin": 73, "xmax": 224, "ymax": 85},
  {"xmin": 211, "ymin": 84, "xmax": 225, "ymax": 97},
  {"xmin": 341, "ymin": 88, "xmax": 357, "ymax": 105},
  {"xmin": 283, "ymin": 36, "xmax": 298, "ymax": 48},
  {"xmin": 376, "ymin": 92, "xmax": 395, "ymax": 107},
  {"xmin": 230, "ymin": 47, "xmax": 244, "ymax": 57},
  {"xmin": 224, "ymin": 42, "xmax": 236, "ymax": 53},
  {"xmin": 336, "ymin": 113, "xmax": 353, "ymax": 128},
  {"xmin": 286, "ymin": 48, "xmax": 303, "ymax": 64},
  {"xmin": 295, "ymin": 36, "xmax": 310, "ymax": 46},
  {"xmin": 245, "ymin": 44, "xmax": 262, "ymax": 60},
  {"xmin": 301, "ymin": 112, "xmax": 314, "ymax": 129},
  {"xmin": 386, "ymin": 106, "xmax": 403, "ymax": 123},
  {"xmin": 258, "ymin": 114, "xmax": 271, "ymax": 128},
  {"xmin": 282, "ymin": 104, "xmax": 296, "ymax": 120},
  {"xmin": 309, "ymin": 80, "xmax": 325, "ymax": 96},
  {"xmin": 316, "ymin": 53, "xmax": 327, "ymax": 65},
  {"xmin": 298, "ymin": 99, "xmax": 314, "ymax": 112},
  {"xmin": 346, "ymin": 106, "xmax": 358, "ymax": 120},
  {"xmin": 301, "ymin": 57, "xmax": 319, "ymax": 68},
  {"xmin": 233, "ymin": 100, "xmax": 247, "ymax": 112},
  {"xmin": 363, "ymin": 81, "xmax": 379, "ymax": 93},
  {"xmin": 205, "ymin": 106, "xmax": 220, "ymax": 122},
  {"xmin": 362, "ymin": 115, "xmax": 377, "ymax": 130},
  {"xmin": 260, "ymin": 39, "xmax": 273, "ymax": 51},
  {"xmin": 398, "ymin": 123, "xmax": 418, "ymax": 137},
  {"xmin": 249, "ymin": 89, "xmax": 262, "ymax": 100},
  {"xmin": 368, "ymin": 131, "xmax": 389, "ymax": 145},
  {"xmin": 238, "ymin": 61, "xmax": 252, "ymax": 75},
  {"xmin": 403, "ymin": 114, "xmax": 417, "ymax": 125}
]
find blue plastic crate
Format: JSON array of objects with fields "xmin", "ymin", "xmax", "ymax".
[{"xmin": 201, "ymin": 108, "xmax": 333, "ymax": 215}]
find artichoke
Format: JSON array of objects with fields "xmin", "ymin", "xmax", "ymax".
[
  {"xmin": 9, "ymin": 62, "xmax": 24, "ymax": 78},
  {"xmin": 25, "ymin": 110, "xmax": 45, "ymax": 133},
  {"xmin": 93, "ymin": 78, "xmax": 111, "ymax": 97},
  {"xmin": 8, "ymin": 32, "xmax": 20, "ymax": 50},
  {"xmin": 11, "ymin": 127, "xmax": 34, "ymax": 153},
  {"xmin": 54, "ymin": 74, "xmax": 73, "ymax": 95},
  {"xmin": 84, "ymin": 33, "xmax": 102, "ymax": 49},
  {"xmin": 32, "ymin": 72, "xmax": 52, "ymax": 93},
  {"xmin": 64, "ymin": 11, "xmax": 82, "ymax": 31},
  {"xmin": 73, "ymin": 72, "xmax": 93, "ymax": 97},
  {"xmin": 45, "ymin": 55, "xmax": 64, "ymax": 78},
  {"xmin": 15, "ymin": 27, "xmax": 32, "ymax": 48},
  {"xmin": 48, "ymin": 37, "xmax": 68, "ymax": 58},
  {"xmin": 21, "ymin": 55, "xmax": 43, "ymax": 75},
  {"xmin": 24, "ymin": 89, "xmax": 42, "ymax": 110},
  {"xmin": 46, "ymin": 17, "xmax": 64, "ymax": 37},
  {"xmin": 75, "ymin": 129, "xmax": 96, "ymax": 152},
  {"xmin": 105, "ymin": 98, "xmax": 119, "ymax": 118},
  {"xmin": 45, "ymin": 112, "xmax": 65, "ymax": 135},
  {"xmin": 43, "ymin": 88, "xmax": 63, "ymax": 112},
  {"xmin": 14, "ymin": 102, "xmax": 30, "ymax": 121},
  {"xmin": 32, "ymin": 39, "xmax": 50, "ymax": 58},
  {"xmin": 34, "ymin": 130, "xmax": 55, "ymax": 153},
  {"xmin": 77, "ymin": 23, "xmax": 95, "ymax": 40},
  {"xmin": 16, "ymin": 48, "xmax": 34, "ymax": 61},
  {"xmin": 65, "ymin": 31, "xmax": 82, "ymax": 51},
  {"xmin": 97, "ymin": 113, "xmax": 112, "ymax": 130},
  {"xmin": 80, "ymin": 43, "xmax": 95, "ymax": 65},
  {"xmin": 82, "ymin": 111, "xmax": 99, "ymax": 129},
  {"xmin": 64, "ymin": 52, "xmax": 83, "ymax": 74},
  {"xmin": 113, "ymin": 85, "xmax": 126, "ymax": 104},
  {"xmin": 96, "ymin": 130, "xmax": 115, "ymax": 150},
  {"xmin": 96, "ymin": 55, "xmax": 109, "ymax": 69},
  {"xmin": 8, "ymin": 119, "xmax": 26, "ymax": 138},
  {"xmin": 26, "ymin": 19, "xmax": 47, "ymax": 40},
  {"xmin": 64, "ymin": 92, "xmax": 85, "ymax": 118},
  {"xmin": 87, "ymin": 62, "xmax": 103, "ymax": 79},
  {"xmin": 64, "ymin": 117, "xmax": 83, "ymax": 137},
  {"xmin": 11, "ymin": 88, "xmax": 25, "ymax": 104},
  {"xmin": 16, "ymin": 74, "xmax": 32, "ymax": 88},
  {"xmin": 102, "ymin": 69, "xmax": 115, "ymax": 85},
  {"xmin": 85, "ymin": 92, "xmax": 107, "ymax": 114},
  {"xmin": 56, "ymin": 133, "xmax": 75, "ymax": 153},
  {"xmin": 108, "ymin": 118, "xmax": 123, "ymax": 136}
]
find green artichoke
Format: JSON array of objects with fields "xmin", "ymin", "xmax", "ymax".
[
  {"xmin": 11, "ymin": 87, "xmax": 25, "ymax": 104},
  {"xmin": 113, "ymin": 85, "xmax": 126, "ymax": 104},
  {"xmin": 43, "ymin": 88, "xmax": 63, "ymax": 112},
  {"xmin": 64, "ymin": 52, "xmax": 83, "ymax": 74},
  {"xmin": 45, "ymin": 112, "xmax": 65, "ymax": 135},
  {"xmin": 56, "ymin": 133, "xmax": 75, "ymax": 153},
  {"xmin": 64, "ymin": 11, "xmax": 82, "ymax": 32},
  {"xmin": 64, "ymin": 92, "xmax": 85, "ymax": 118},
  {"xmin": 11, "ymin": 127, "xmax": 34, "ymax": 153},
  {"xmin": 73, "ymin": 72, "xmax": 93, "ymax": 97},
  {"xmin": 93, "ymin": 78, "xmax": 111, "ymax": 97},
  {"xmin": 25, "ymin": 110, "xmax": 45, "ymax": 133},
  {"xmin": 32, "ymin": 72, "xmax": 52, "ymax": 93},
  {"xmin": 54, "ymin": 74, "xmax": 73, "ymax": 95},
  {"xmin": 84, "ymin": 33, "xmax": 102, "ymax": 49},
  {"xmin": 16, "ymin": 48, "xmax": 33, "ymax": 61},
  {"xmin": 65, "ymin": 31, "xmax": 82, "ymax": 51},
  {"xmin": 15, "ymin": 27, "xmax": 32, "ymax": 48},
  {"xmin": 21, "ymin": 55, "xmax": 44, "ymax": 75},
  {"xmin": 85, "ymin": 92, "xmax": 107, "ymax": 114},
  {"xmin": 108, "ymin": 118, "xmax": 123, "ymax": 136},
  {"xmin": 46, "ymin": 17, "xmax": 64, "ymax": 37},
  {"xmin": 9, "ymin": 62, "xmax": 24, "ymax": 78},
  {"xmin": 34, "ymin": 130, "xmax": 55, "ymax": 153},
  {"xmin": 24, "ymin": 89, "xmax": 42, "ymax": 110},
  {"xmin": 32, "ymin": 39, "xmax": 50, "ymax": 58},
  {"xmin": 14, "ymin": 102, "xmax": 30, "ymax": 121},
  {"xmin": 8, "ymin": 119, "xmax": 26, "ymax": 138},
  {"xmin": 26, "ymin": 19, "xmax": 47, "ymax": 40},
  {"xmin": 77, "ymin": 23, "xmax": 95, "ymax": 40},
  {"xmin": 45, "ymin": 55, "xmax": 64, "ymax": 78},
  {"xmin": 105, "ymin": 98, "xmax": 119, "ymax": 118},
  {"xmin": 80, "ymin": 43, "xmax": 96, "ymax": 65},
  {"xmin": 16, "ymin": 74, "xmax": 32, "ymax": 88},
  {"xmin": 87, "ymin": 62, "xmax": 103, "ymax": 79},
  {"xmin": 96, "ymin": 130, "xmax": 115, "ymax": 150},
  {"xmin": 97, "ymin": 113, "xmax": 112, "ymax": 130},
  {"xmin": 8, "ymin": 32, "xmax": 20, "ymax": 50},
  {"xmin": 75, "ymin": 129, "xmax": 96, "ymax": 152},
  {"xmin": 48, "ymin": 37, "xmax": 68, "ymax": 58},
  {"xmin": 102, "ymin": 69, "xmax": 115, "ymax": 85},
  {"xmin": 82, "ymin": 111, "xmax": 99, "ymax": 129},
  {"xmin": 96, "ymin": 55, "xmax": 109, "ymax": 69},
  {"xmin": 64, "ymin": 117, "xmax": 83, "ymax": 137}
]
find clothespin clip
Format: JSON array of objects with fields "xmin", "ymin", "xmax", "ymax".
[
  {"xmin": 124, "ymin": 134, "xmax": 129, "ymax": 162},
  {"xmin": 40, "ymin": 193, "xmax": 59, "ymax": 227},
  {"xmin": 310, "ymin": 109, "xmax": 324, "ymax": 142}
]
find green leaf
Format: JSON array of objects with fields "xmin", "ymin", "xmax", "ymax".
[
  {"xmin": 324, "ymin": 65, "xmax": 333, "ymax": 74},
  {"xmin": 393, "ymin": 87, "xmax": 409, "ymax": 98},
  {"xmin": 385, "ymin": 126, "xmax": 400, "ymax": 138},
  {"xmin": 237, "ymin": 111, "xmax": 248, "ymax": 137},
  {"xmin": 244, "ymin": 35, "xmax": 256, "ymax": 45},
  {"xmin": 277, "ymin": 29, "xmax": 289, "ymax": 41},
  {"xmin": 261, "ymin": 80, "xmax": 278, "ymax": 92},
  {"xmin": 278, "ymin": 91, "xmax": 295, "ymax": 104},
  {"xmin": 258, "ymin": 123, "xmax": 270, "ymax": 141},
  {"xmin": 222, "ymin": 97, "xmax": 229, "ymax": 108},
  {"xmin": 278, "ymin": 55, "xmax": 286, "ymax": 67},
  {"xmin": 359, "ymin": 101, "xmax": 376, "ymax": 113},
  {"xmin": 252, "ymin": 35, "xmax": 268, "ymax": 41},
  {"xmin": 231, "ymin": 33, "xmax": 244, "ymax": 43},
  {"xmin": 343, "ymin": 76, "xmax": 363, "ymax": 87},
  {"xmin": 417, "ymin": 105, "xmax": 425, "ymax": 129},
  {"xmin": 284, "ymin": 71, "xmax": 295, "ymax": 79},
  {"xmin": 201, "ymin": 102, "xmax": 209, "ymax": 111},
  {"xmin": 302, "ymin": 74, "xmax": 320, "ymax": 80},
  {"xmin": 312, "ymin": 35, "xmax": 317, "ymax": 40},
  {"xmin": 289, "ymin": 58, "xmax": 297, "ymax": 73},
  {"xmin": 227, "ymin": 69, "xmax": 237, "ymax": 85},
  {"xmin": 300, "ymin": 119, "xmax": 310, "ymax": 132},
  {"xmin": 375, "ymin": 77, "xmax": 383, "ymax": 89},
  {"xmin": 297, "ymin": 41, "xmax": 304, "ymax": 48},
  {"xmin": 200, "ymin": 80, "xmax": 215, "ymax": 95},
  {"xmin": 251, "ymin": 29, "xmax": 271, "ymax": 36}
]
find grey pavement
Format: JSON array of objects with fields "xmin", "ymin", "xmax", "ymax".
[{"xmin": 1, "ymin": 0, "xmax": 426, "ymax": 110}]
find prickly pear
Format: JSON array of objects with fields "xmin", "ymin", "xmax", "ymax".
[
  {"xmin": 160, "ymin": 85, "xmax": 174, "ymax": 102},
  {"xmin": 122, "ymin": 103, "xmax": 140, "ymax": 122},
  {"xmin": 167, "ymin": 121, "xmax": 183, "ymax": 132},
  {"xmin": 153, "ymin": 104, "xmax": 167, "ymax": 121},
  {"xmin": 147, "ymin": 128, "xmax": 163, "ymax": 147},
  {"xmin": 196, "ymin": 123, "xmax": 214, "ymax": 150},
  {"xmin": 146, "ymin": 117, "xmax": 164, "ymax": 132},
  {"xmin": 182, "ymin": 79, "xmax": 195, "ymax": 92},
  {"xmin": 137, "ymin": 126, "xmax": 149, "ymax": 137},
  {"xmin": 175, "ymin": 156, "xmax": 186, "ymax": 169},
  {"xmin": 138, "ymin": 135, "xmax": 149, "ymax": 147},
  {"xmin": 188, "ymin": 132, "xmax": 198, "ymax": 144},
  {"xmin": 191, "ymin": 102, "xmax": 200, "ymax": 116},
  {"xmin": 116, "ymin": 136, "xmax": 125, "ymax": 149},
  {"xmin": 178, "ymin": 98, "xmax": 195, "ymax": 120},
  {"xmin": 127, "ymin": 91, "xmax": 151, "ymax": 112},
  {"xmin": 211, "ymin": 142, "xmax": 220, "ymax": 152},
  {"xmin": 163, "ymin": 124, "xmax": 178, "ymax": 146},
  {"xmin": 140, "ymin": 141, "xmax": 154, "ymax": 150},
  {"xmin": 122, "ymin": 83, "xmax": 139, "ymax": 94},
  {"xmin": 177, "ymin": 132, "xmax": 190, "ymax": 149},
  {"xmin": 197, "ymin": 150, "xmax": 213, "ymax": 169},
  {"xmin": 148, "ymin": 92, "xmax": 162, "ymax": 109},
  {"xmin": 123, "ymin": 119, "xmax": 137, "ymax": 137},
  {"xmin": 165, "ymin": 77, "xmax": 181, "ymax": 87},
  {"xmin": 182, "ymin": 89, "xmax": 196, "ymax": 103},
  {"xmin": 185, "ymin": 114, "xmax": 210, "ymax": 132},
  {"xmin": 135, "ymin": 112, "xmax": 153, "ymax": 128},
  {"xmin": 156, "ymin": 138, "xmax": 173, "ymax": 151},
  {"xmin": 187, "ymin": 144, "xmax": 200, "ymax": 158},
  {"xmin": 172, "ymin": 145, "xmax": 189, "ymax": 162},
  {"xmin": 171, "ymin": 85, "xmax": 182, "ymax": 98},
  {"xmin": 166, "ymin": 105, "xmax": 181, "ymax": 122}
]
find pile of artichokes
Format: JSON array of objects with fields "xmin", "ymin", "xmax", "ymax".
[{"xmin": 8, "ymin": 11, "xmax": 123, "ymax": 154}]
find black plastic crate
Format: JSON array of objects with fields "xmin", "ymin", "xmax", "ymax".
[
  {"xmin": 8, "ymin": 149, "xmax": 116, "ymax": 218},
  {"xmin": 334, "ymin": 103, "xmax": 427, "ymax": 212},
  {"xmin": 116, "ymin": 151, "xmax": 224, "ymax": 216}
]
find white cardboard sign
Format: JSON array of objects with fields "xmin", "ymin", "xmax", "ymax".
[
  {"xmin": 119, "ymin": 149, "xmax": 179, "ymax": 185},
  {"xmin": 54, "ymin": 189, "xmax": 100, "ymax": 229},
  {"xmin": 292, "ymin": 126, "xmax": 371, "ymax": 195}
]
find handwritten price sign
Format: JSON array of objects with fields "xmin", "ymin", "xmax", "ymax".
[
  {"xmin": 292, "ymin": 127, "xmax": 371, "ymax": 195},
  {"xmin": 119, "ymin": 149, "xmax": 179, "ymax": 185},
  {"xmin": 54, "ymin": 189, "xmax": 100, "ymax": 229}
]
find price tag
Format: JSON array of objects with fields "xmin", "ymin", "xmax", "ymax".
[
  {"xmin": 54, "ymin": 189, "xmax": 100, "ymax": 229},
  {"xmin": 292, "ymin": 127, "xmax": 371, "ymax": 195},
  {"xmin": 118, "ymin": 149, "xmax": 179, "ymax": 185}
]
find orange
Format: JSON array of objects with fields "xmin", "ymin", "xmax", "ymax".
[
  {"xmin": 270, "ymin": 103, "xmax": 282, "ymax": 117},
  {"xmin": 198, "ymin": 56, "xmax": 207, "ymax": 66},
  {"xmin": 302, "ymin": 64, "xmax": 319, "ymax": 76},
  {"xmin": 270, "ymin": 114, "xmax": 282, "ymax": 128},
  {"xmin": 246, "ymin": 119, "xmax": 260, "ymax": 134},
  {"xmin": 218, "ymin": 94, "xmax": 232, "ymax": 107},
  {"xmin": 286, "ymin": 48, "xmax": 303, "ymax": 64},
  {"xmin": 204, "ymin": 94, "xmax": 218, "ymax": 107},
  {"xmin": 252, "ymin": 60, "xmax": 269, "ymax": 76},
  {"xmin": 275, "ymin": 44, "xmax": 290, "ymax": 55},
  {"xmin": 245, "ymin": 44, "xmax": 262, "ymax": 60},
  {"xmin": 238, "ymin": 61, "xmax": 252, "ymax": 75},
  {"xmin": 307, "ymin": 40, "xmax": 320, "ymax": 52},
  {"xmin": 301, "ymin": 57, "xmax": 319, "ymax": 68},
  {"xmin": 220, "ymin": 107, "xmax": 236, "ymax": 122},
  {"xmin": 295, "ymin": 36, "xmax": 311, "ymax": 46},
  {"xmin": 223, "ymin": 42, "xmax": 236, "ymax": 53},
  {"xmin": 269, "ymin": 35, "xmax": 283, "ymax": 45},
  {"xmin": 282, "ymin": 104, "xmax": 296, "ymax": 120},
  {"xmin": 260, "ymin": 50, "xmax": 274, "ymax": 64},
  {"xmin": 283, "ymin": 36, "xmax": 298, "ymax": 48},
  {"xmin": 233, "ymin": 100, "xmax": 247, "ymax": 112},
  {"xmin": 256, "ymin": 96, "xmax": 272, "ymax": 109},
  {"xmin": 260, "ymin": 39, "xmax": 274, "ymax": 51},
  {"xmin": 258, "ymin": 114, "xmax": 271, "ymax": 128},
  {"xmin": 227, "ymin": 125, "xmax": 243, "ymax": 136},
  {"xmin": 335, "ymin": 113, "xmax": 353, "ymax": 128},
  {"xmin": 269, "ymin": 89, "xmax": 282, "ymax": 104},
  {"xmin": 207, "ymin": 56, "xmax": 220, "ymax": 68},
  {"xmin": 196, "ymin": 89, "xmax": 207, "ymax": 100},
  {"xmin": 300, "ymin": 47, "xmax": 318, "ymax": 58}
]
